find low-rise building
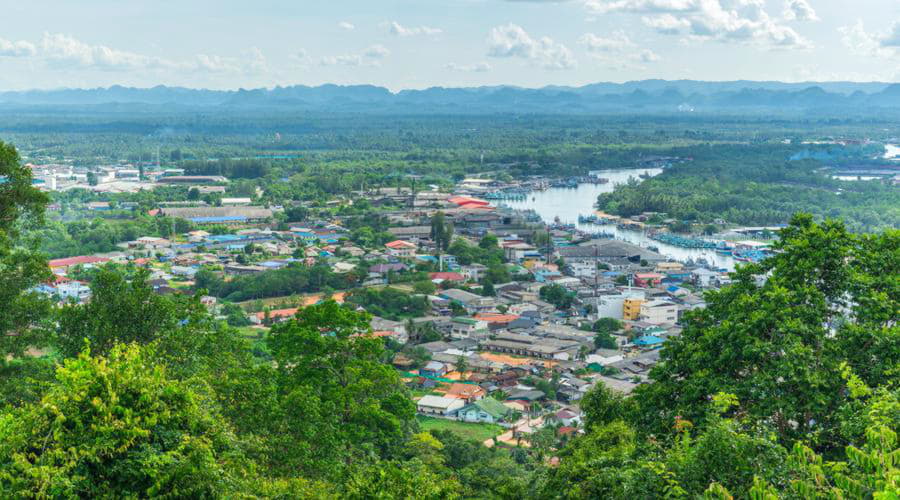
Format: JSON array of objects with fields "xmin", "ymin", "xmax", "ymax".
[
  {"xmin": 639, "ymin": 299, "xmax": 679, "ymax": 325},
  {"xmin": 417, "ymin": 395, "xmax": 465, "ymax": 417}
]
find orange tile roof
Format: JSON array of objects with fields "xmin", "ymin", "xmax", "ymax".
[
  {"xmin": 473, "ymin": 313, "xmax": 520, "ymax": 324},
  {"xmin": 48, "ymin": 256, "xmax": 110, "ymax": 268},
  {"xmin": 385, "ymin": 240, "xmax": 416, "ymax": 249},
  {"xmin": 444, "ymin": 383, "xmax": 486, "ymax": 400}
]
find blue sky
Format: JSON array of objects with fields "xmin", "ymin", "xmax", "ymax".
[{"xmin": 1, "ymin": 0, "xmax": 899, "ymax": 90}]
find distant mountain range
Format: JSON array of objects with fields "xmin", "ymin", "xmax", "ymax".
[{"xmin": 2, "ymin": 80, "xmax": 900, "ymax": 113}]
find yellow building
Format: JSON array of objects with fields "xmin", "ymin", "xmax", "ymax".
[
  {"xmin": 623, "ymin": 298, "xmax": 645, "ymax": 321},
  {"xmin": 655, "ymin": 261, "xmax": 684, "ymax": 273}
]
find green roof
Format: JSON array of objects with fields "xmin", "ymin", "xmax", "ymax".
[
  {"xmin": 466, "ymin": 398, "xmax": 510, "ymax": 419},
  {"xmin": 452, "ymin": 317, "xmax": 478, "ymax": 325}
]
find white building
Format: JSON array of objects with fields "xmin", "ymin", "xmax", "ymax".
[
  {"xmin": 639, "ymin": 300, "xmax": 679, "ymax": 325},
  {"xmin": 416, "ymin": 395, "xmax": 465, "ymax": 417},
  {"xmin": 592, "ymin": 289, "xmax": 646, "ymax": 320}
]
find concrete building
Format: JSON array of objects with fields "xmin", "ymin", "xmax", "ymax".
[{"xmin": 639, "ymin": 300, "xmax": 679, "ymax": 325}]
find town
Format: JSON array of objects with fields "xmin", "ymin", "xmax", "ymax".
[{"xmin": 29, "ymin": 159, "xmax": 779, "ymax": 450}]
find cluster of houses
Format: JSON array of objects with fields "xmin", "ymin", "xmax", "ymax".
[{"xmin": 35, "ymin": 179, "xmax": 737, "ymax": 447}]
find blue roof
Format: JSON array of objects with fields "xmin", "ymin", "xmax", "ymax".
[
  {"xmin": 207, "ymin": 234, "xmax": 243, "ymax": 242},
  {"xmin": 633, "ymin": 335, "xmax": 665, "ymax": 346}
]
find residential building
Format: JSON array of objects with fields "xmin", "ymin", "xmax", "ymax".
[
  {"xmin": 623, "ymin": 297, "xmax": 645, "ymax": 321},
  {"xmin": 440, "ymin": 288, "xmax": 495, "ymax": 314},
  {"xmin": 449, "ymin": 317, "xmax": 489, "ymax": 339},
  {"xmin": 639, "ymin": 299, "xmax": 679, "ymax": 325},
  {"xmin": 457, "ymin": 398, "xmax": 512, "ymax": 424},
  {"xmin": 417, "ymin": 395, "xmax": 464, "ymax": 417},
  {"xmin": 385, "ymin": 240, "xmax": 417, "ymax": 258},
  {"xmin": 444, "ymin": 383, "xmax": 486, "ymax": 404}
]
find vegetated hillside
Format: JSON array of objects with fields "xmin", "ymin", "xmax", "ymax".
[{"xmin": 597, "ymin": 143, "xmax": 900, "ymax": 231}]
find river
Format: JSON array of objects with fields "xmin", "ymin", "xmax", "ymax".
[{"xmin": 502, "ymin": 168, "xmax": 737, "ymax": 271}]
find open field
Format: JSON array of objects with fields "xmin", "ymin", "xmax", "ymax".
[{"xmin": 416, "ymin": 416, "xmax": 503, "ymax": 443}]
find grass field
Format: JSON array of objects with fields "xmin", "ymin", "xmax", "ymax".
[{"xmin": 417, "ymin": 416, "xmax": 503, "ymax": 443}]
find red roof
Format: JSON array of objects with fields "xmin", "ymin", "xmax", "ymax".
[
  {"xmin": 48, "ymin": 256, "xmax": 110, "ymax": 268},
  {"xmin": 385, "ymin": 240, "xmax": 416, "ymax": 249},
  {"xmin": 448, "ymin": 196, "xmax": 490, "ymax": 207},
  {"xmin": 429, "ymin": 272, "xmax": 465, "ymax": 281},
  {"xmin": 473, "ymin": 313, "xmax": 520, "ymax": 324}
]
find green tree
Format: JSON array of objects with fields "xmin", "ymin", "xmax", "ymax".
[
  {"xmin": 266, "ymin": 301, "xmax": 416, "ymax": 479},
  {"xmin": 540, "ymin": 284, "xmax": 573, "ymax": 310},
  {"xmin": 0, "ymin": 141, "xmax": 51, "ymax": 359},
  {"xmin": 634, "ymin": 215, "xmax": 895, "ymax": 448},
  {"xmin": 0, "ymin": 344, "xmax": 252, "ymax": 497}
]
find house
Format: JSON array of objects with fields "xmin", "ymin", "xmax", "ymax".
[
  {"xmin": 417, "ymin": 395, "xmax": 465, "ymax": 417},
  {"xmin": 48, "ymin": 255, "xmax": 111, "ymax": 272},
  {"xmin": 57, "ymin": 281, "xmax": 92, "ymax": 301},
  {"xmin": 691, "ymin": 268, "xmax": 720, "ymax": 287},
  {"xmin": 449, "ymin": 317, "xmax": 488, "ymax": 339},
  {"xmin": 420, "ymin": 361, "xmax": 448, "ymax": 377},
  {"xmin": 553, "ymin": 408, "xmax": 583, "ymax": 427},
  {"xmin": 457, "ymin": 397, "xmax": 512, "ymax": 424},
  {"xmin": 440, "ymin": 288, "xmax": 495, "ymax": 314},
  {"xmin": 633, "ymin": 334, "xmax": 665, "ymax": 348},
  {"xmin": 473, "ymin": 313, "xmax": 521, "ymax": 331},
  {"xmin": 170, "ymin": 266, "xmax": 198, "ymax": 278},
  {"xmin": 503, "ymin": 242, "xmax": 537, "ymax": 262},
  {"xmin": 385, "ymin": 240, "xmax": 417, "ymax": 258},
  {"xmin": 429, "ymin": 272, "xmax": 466, "ymax": 283},
  {"xmin": 388, "ymin": 226, "xmax": 432, "ymax": 242},
  {"xmin": 482, "ymin": 332, "xmax": 580, "ymax": 360},
  {"xmin": 639, "ymin": 300, "xmax": 679, "ymax": 325},
  {"xmin": 634, "ymin": 273, "xmax": 664, "ymax": 287},
  {"xmin": 444, "ymin": 383, "xmax": 486, "ymax": 403}
]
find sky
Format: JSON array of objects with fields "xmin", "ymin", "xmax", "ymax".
[{"xmin": 1, "ymin": 0, "xmax": 899, "ymax": 91}]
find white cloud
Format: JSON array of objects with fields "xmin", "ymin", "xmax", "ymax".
[
  {"xmin": 642, "ymin": 14, "xmax": 691, "ymax": 33},
  {"xmin": 782, "ymin": 0, "xmax": 819, "ymax": 22},
  {"xmin": 882, "ymin": 22, "xmax": 900, "ymax": 48},
  {"xmin": 321, "ymin": 44, "xmax": 390, "ymax": 67},
  {"xmin": 580, "ymin": 31, "xmax": 635, "ymax": 52},
  {"xmin": 838, "ymin": 20, "xmax": 897, "ymax": 58},
  {"xmin": 583, "ymin": 0, "xmax": 697, "ymax": 14},
  {"xmin": 447, "ymin": 62, "xmax": 492, "ymax": 72},
  {"xmin": 193, "ymin": 48, "xmax": 268, "ymax": 75},
  {"xmin": 487, "ymin": 24, "xmax": 576, "ymax": 69},
  {"xmin": 0, "ymin": 38, "xmax": 37, "ymax": 57},
  {"xmin": 338, "ymin": 21, "xmax": 355, "ymax": 31},
  {"xmin": 579, "ymin": 31, "xmax": 661, "ymax": 66},
  {"xmin": 0, "ymin": 32, "xmax": 271, "ymax": 76},
  {"xmin": 389, "ymin": 21, "xmax": 443, "ymax": 37},
  {"xmin": 587, "ymin": 0, "xmax": 812, "ymax": 49},
  {"xmin": 40, "ymin": 33, "xmax": 175, "ymax": 70}
]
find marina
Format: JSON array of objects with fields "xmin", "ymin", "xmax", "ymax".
[{"xmin": 501, "ymin": 167, "xmax": 741, "ymax": 271}]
